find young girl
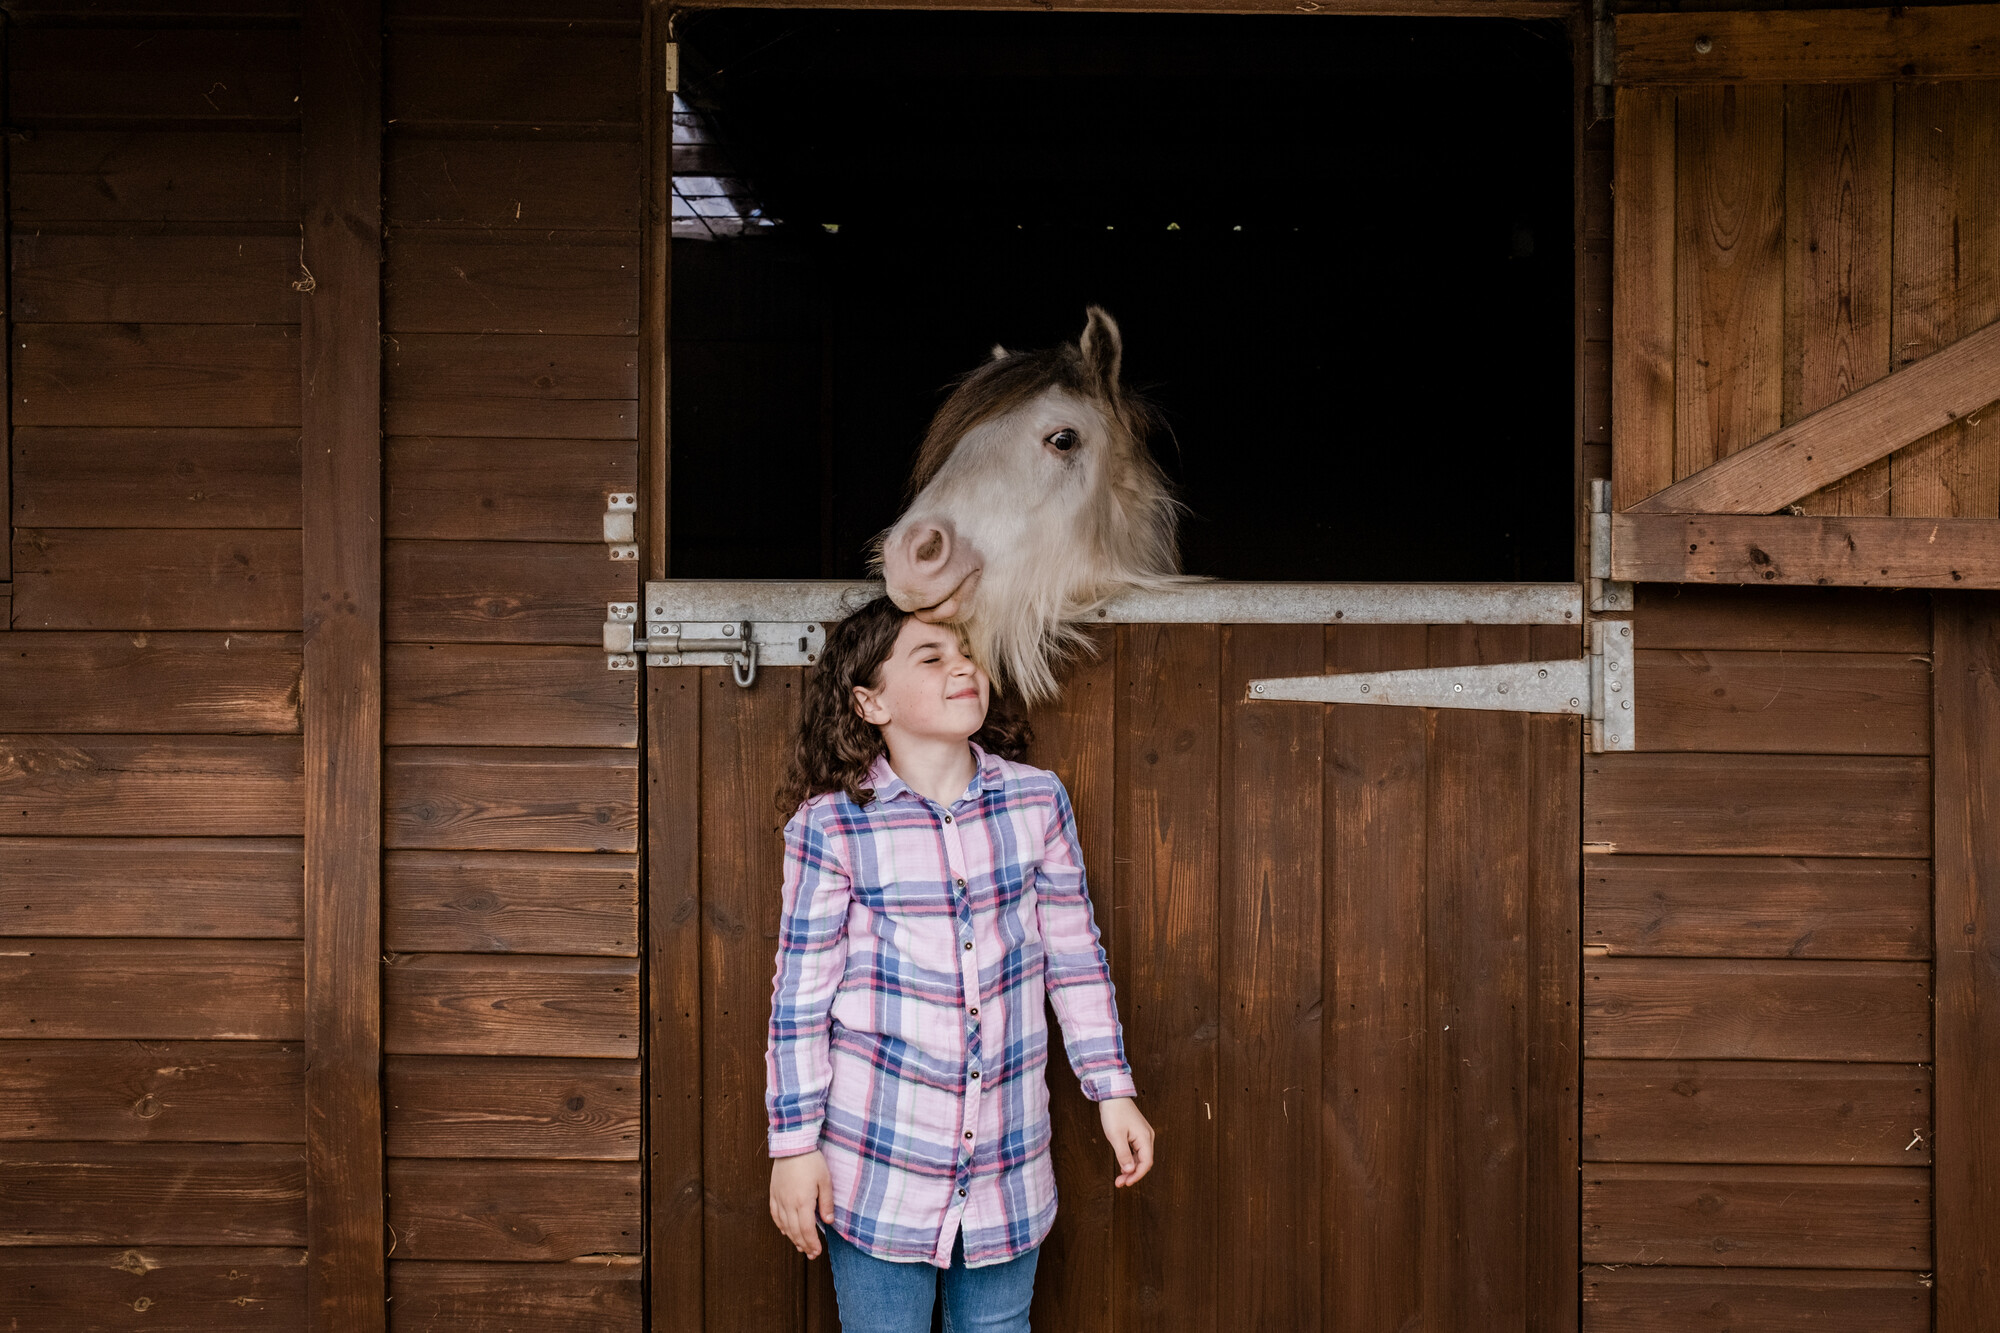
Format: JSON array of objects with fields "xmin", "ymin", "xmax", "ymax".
[{"xmin": 765, "ymin": 595, "xmax": 1155, "ymax": 1332}]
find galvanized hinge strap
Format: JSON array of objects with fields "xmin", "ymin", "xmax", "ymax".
[
  {"xmin": 603, "ymin": 603, "xmax": 826, "ymax": 684},
  {"xmin": 1588, "ymin": 478, "xmax": 1634, "ymax": 613}
]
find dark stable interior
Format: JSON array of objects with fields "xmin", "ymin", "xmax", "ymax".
[{"xmin": 670, "ymin": 11, "xmax": 1576, "ymax": 583}]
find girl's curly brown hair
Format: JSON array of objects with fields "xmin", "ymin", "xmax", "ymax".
[{"xmin": 775, "ymin": 594, "xmax": 1033, "ymax": 815}]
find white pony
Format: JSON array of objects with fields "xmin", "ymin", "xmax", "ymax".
[{"xmin": 875, "ymin": 307, "xmax": 1188, "ymax": 703}]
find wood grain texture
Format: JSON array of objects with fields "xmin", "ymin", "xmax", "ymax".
[
  {"xmin": 385, "ymin": 540, "xmax": 637, "ymax": 644},
  {"xmin": 383, "ymin": 1157, "xmax": 639, "ymax": 1260},
  {"xmin": 1612, "ymin": 85, "xmax": 1677, "ymax": 510},
  {"xmin": 386, "ymin": 137, "xmax": 641, "ymax": 231},
  {"xmin": 0, "ymin": 1246, "xmax": 308, "ymax": 1330},
  {"xmin": 12, "ymin": 528, "xmax": 302, "ymax": 630},
  {"xmin": 1633, "ymin": 582, "xmax": 1932, "ymax": 653},
  {"xmin": 9, "ymin": 27, "xmax": 301, "ymax": 123},
  {"xmin": 385, "ymin": 644, "xmax": 636, "ymax": 746},
  {"xmin": 1585, "ymin": 854, "xmax": 1931, "ymax": 960},
  {"xmin": 1931, "ymin": 590, "xmax": 2000, "ymax": 1327},
  {"xmin": 385, "ymin": 1055, "xmax": 639, "ymax": 1159},
  {"xmin": 1583, "ymin": 1163, "xmax": 1931, "ymax": 1269},
  {"xmin": 386, "ymin": 29, "xmax": 639, "ymax": 131},
  {"xmin": 11, "ymin": 129, "xmax": 301, "ymax": 223},
  {"xmin": 15, "ymin": 324, "xmax": 300, "ymax": 428},
  {"xmin": 1634, "ymin": 648, "xmax": 1930, "ymax": 755},
  {"xmin": 0, "ymin": 837, "xmax": 303, "ymax": 938},
  {"xmin": 1583, "ymin": 1266, "xmax": 1931, "ymax": 1332},
  {"xmin": 13, "ymin": 427, "xmax": 302, "ymax": 528},
  {"xmin": 383, "ymin": 332, "xmax": 637, "ymax": 438},
  {"xmin": 0, "ymin": 734, "xmax": 304, "ymax": 835},
  {"xmin": 11, "ymin": 233, "xmax": 300, "ymax": 325},
  {"xmin": 0, "ymin": 1040, "xmax": 305, "ymax": 1142},
  {"xmin": 1585, "ymin": 752, "xmax": 1930, "ymax": 857},
  {"xmin": 0, "ymin": 1143, "xmax": 306, "ymax": 1246},
  {"xmin": 385, "ymin": 436, "xmax": 634, "ymax": 541},
  {"xmin": 384, "ymin": 849, "xmax": 637, "ymax": 955},
  {"xmin": 383, "ymin": 746, "xmax": 638, "ymax": 852},
  {"xmin": 385, "ymin": 236, "xmax": 637, "ymax": 336},
  {"xmin": 0, "ymin": 939, "xmax": 304, "ymax": 1040},
  {"xmin": 387, "ymin": 1258, "xmax": 643, "ymax": 1331},
  {"xmin": 1583, "ymin": 958, "xmax": 1930, "ymax": 1062},
  {"xmin": 382, "ymin": 953, "xmax": 638, "ymax": 1058},
  {"xmin": 1113, "ymin": 624, "xmax": 1220, "ymax": 1332},
  {"xmin": 1584, "ymin": 1059, "xmax": 1931, "ymax": 1166},
  {"xmin": 0, "ymin": 632, "xmax": 301, "ymax": 732},
  {"xmin": 1612, "ymin": 512, "xmax": 2000, "ymax": 587},
  {"xmin": 1618, "ymin": 5, "xmax": 2000, "ymax": 84}
]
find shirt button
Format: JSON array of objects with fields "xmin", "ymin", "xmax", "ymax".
[
  {"xmin": 969, "ymin": 1007, "xmax": 978, "ymax": 1016},
  {"xmin": 964, "ymin": 1131, "xmax": 973, "ymax": 1140},
  {"xmin": 970, "ymin": 1071, "xmax": 979, "ymax": 1079},
  {"xmin": 963, "ymin": 941, "xmax": 973, "ymax": 951},
  {"xmin": 943, "ymin": 814, "xmax": 953, "ymax": 823},
  {"xmin": 958, "ymin": 1188, "xmax": 967, "ymax": 1196},
  {"xmin": 955, "ymin": 877, "xmax": 965, "ymax": 887}
]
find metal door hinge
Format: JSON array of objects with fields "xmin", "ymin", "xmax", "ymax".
[
  {"xmin": 1589, "ymin": 479, "xmax": 1633, "ymax": 613},
  {"xmin": 1246, "ymin": 616, "xmax": 1635, "ymax": 751},
  {"xmin": 603, "ymin": 603, "xmax": 826, "ymax": 684},
  {"xmin": 605, "ymin": 493, "xmax": 638, "ymax": 561}
]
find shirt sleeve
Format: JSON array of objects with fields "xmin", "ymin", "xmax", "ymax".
[
  {"xmin": 765, "ymin": 801, "xmax": 854, "ymax": 1157},
  {"xmin": 1036, "ymin": 776, "xmax": 1140, "ymax": 1102}
]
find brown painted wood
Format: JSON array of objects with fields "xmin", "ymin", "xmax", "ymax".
[
  {"xmin": 646, "ymin": 664, "xmax": 703, "ymax": 1333},
  {"xmin": 686, "ymin": 0, "xmax": 1573, "ymax": 13},
  {"xmin": 384, "ymin": 746, "xmax": 638, "ymax": 852},
  {"xmin": 385, "ymin": 644, "xmax": 637, "ymax": 746},
  {"xmin": 385, "ymin": 137, "xmax": 640, "ymax": 231},
  {"xmin": 385, "ymin": 235, "xmax": 638, "ymax": 336},
  {"xmin": 384, "ymin": 849, "xmax": 637, "ymax": 955},
  {"xmin": 0, "ymin": 734, "xmax": 303, "ymax": 836},
  {"xmin": 14, "ymin": 324, "xmax": 299, "ymax": 428},
  {"xmin": 1324, "ymin": 623, "xmax": 1428, "ymax": 1332},
  {"xmin": 385, "ymin": 435, "xmax": 634, "ymax": 540},
  {"xmin": 0, "ymin": 631, "xmax": 301, "ymax": 732},
  {"xmin": 0, "ymin": 1040, "xmax": 305, "ymax": 1142},
  {"xmin": 14, "ymin": 427, "xmax": 301, "ymax": 528},
  {"xmin": 1634, "ymin": 648, "xmax": 1930, "ymax": 755},
  {"xmin": 383, "ymin": 1158, "xmax": 639, "ymax": 1260},
  {"xmin": 1113, "ymin": 624, "xmax": 1220, "ymax": 1332},
  {"xmin": 1633, "ymin": 583, "xmax": 1931, "ymax": 653},
  {"xmin": 382, "ymin": 332, "xmax": 637, "ymax": 439},
  {"xmin": 1932, "ymin": 591, "xmax": 2000, "ymax": 1327},
  {"xmin": 9, "ymin": 27, "xmax": 301, "ymax": 124},
  {"xmin": 1618, "ymin": 5, "xmax": 2000, "ymax": 85},
  {"xmin": 1637, "ymin": 315, "xmax": 2000, "ymax": 515},
  {"xmin": 12, "ymin": 528, "xmax": 302, "ymax": 630},
  {"xmin": 1584, "ymin": 958, "xmax": 1930, "ymax": 1062},
  {"xmin": 1022, "ymin": 629, "xmax": 1117, "ymax": 1333},
  {"xmin": 0, "ymin": 1143, "xmax": 306, "ymax": 1245},
  {"xmin": 385, "ymin": 540, "xmax": 637, "ymax": 645},
  {"xmin": 1585, "ymin": 854, "xmax": 1932, "ymax": 960},
  {"xmin": 385, "ymin": 1055, "xmax": 639, "ymax": 1159},
  {"xmin": 1585, "ymin": 752, "xmax": 1930, "ymax": 857},
  {"xmin": 1612, "ymin": 512, "xmax": 2000, "ymax": 587},
  {"xmin": 0, "ymin": 939, "xmax": 304, "ymax": 1040},
  {"xmin": 11, "ymin": 233, "xmax": 300, "ymax": 325},
  {"xmin": 698, "ymin": 664, "xmax": 802, "ymax": 1333},
  {"xmin": 1584, "ymin": 1059, "xmax": 1931, "ymax": 1166},
  {"xmin": 0, "ymin": 837, "xmax": 303, "ymax": 938},
  {"xmin": 1216, "ymin": 623, "xmax": 1322, "ymax": 1327},
  {"xmin": 1583, "ymin": 1266, "xmax": 1931, "ymax": 1332},
  {"xmin": 387, "ymin": 1257, "xmax": 644, "ymax": 1331},
  {"xmin": 1612, "ymin": 85, "xmax": 1677, "ymax": 511},
  {"xmin": 382, "ymin": 953, "xmax": 638, "ymax": 1058},
  {"xmin": 387, "ymin": 30, "xmax": 640, "ymax": 131},
  {"xmin": 1890, "ymin": 81, "xmax": 2000, "ymax": 520},
  {"xmin": 0, "ymin": 1246, "xmax": 309, "ymax": 1330},
  {"xmin": 1788, "ymin": 83, "xmax": 1894, "ymax": 519},
  {"xmin": 641, "ymin": 16, "xmax": 671, "ymax": 583},
  {"xmin": 10, "ymin": 130, "xmax": 301, "ymax": 224},
  {"xmin": 1583, "ymin": 1163, "xmax": 1932, "ymax": 1269}
]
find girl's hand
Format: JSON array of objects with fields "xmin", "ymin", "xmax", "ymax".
[
  {"xmin": 1098, "ymin": 1096, "xmax": 1155, "ymax": 1187},
  {"xmin": 770, "ymin": 1150, "xmax": 835, "ymax": 1257}
]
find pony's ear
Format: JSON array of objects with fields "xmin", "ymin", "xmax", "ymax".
[
  {"xmin": 1079, "ymin": 305, "xmax": 1123, "ymax": 397},
  {"xmin": 989, "ymin": 343, "xmax": 1010, "ymax": 362}
]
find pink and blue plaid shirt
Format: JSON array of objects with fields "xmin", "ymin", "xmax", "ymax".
[{"xmin": 765, "ymin": 740, "xmax": 1138, "ymax": 1269}]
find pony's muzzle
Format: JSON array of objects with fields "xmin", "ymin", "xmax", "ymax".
[{"xmin": 883, "ymin": 517, "xmax": 983, "ymax": 619}]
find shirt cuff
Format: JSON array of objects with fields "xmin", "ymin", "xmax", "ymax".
[
  {"xmin": 768, "ymin": 1123, "xmax": 825, "ymax": 1158},
  {"xmin": 1081, "ymin": 1068, "xmax": 1139, "ymax": 1102}
]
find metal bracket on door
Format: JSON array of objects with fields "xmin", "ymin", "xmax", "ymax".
[
  {"xmin": 603, "ymin": 602, "xmax": 827, "ymax": 684},
  {"xmin": 1247, "ymin": 617, "xmax": 1635, "ymax": 752}
]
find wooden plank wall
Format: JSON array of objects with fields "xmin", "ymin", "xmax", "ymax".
[
  {"xmin": 658, "ymin": 622, "xmax": 1582, "ymax": 1332},
  {"xmin": 1581, "ymin": 584, "xmax": 1936, "ymax": 1331},
  {"xmin": 378, "ymin": 0, "xmax": 646, "ymax": 1325},
  {"xmin": 0, "ymin": 5, "xmax": 313, "ymax": 1325},
  {"xmin": 1612, "ymin": 79, "xmax": 2000, "ymax": 516}
]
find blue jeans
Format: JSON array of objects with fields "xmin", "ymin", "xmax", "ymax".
[{"xmin": 821, "ymin": 1220, "xmax": 1039, "ymax": 1333}]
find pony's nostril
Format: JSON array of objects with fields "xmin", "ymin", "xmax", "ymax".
[{"xmin": 913, "ymin": 527, "xmax": 947, "ymax": 566}]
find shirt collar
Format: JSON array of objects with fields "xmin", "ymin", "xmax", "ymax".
[{"xmin": 865, "ymin": 740, "xmax": 1007, "ymax": 807}]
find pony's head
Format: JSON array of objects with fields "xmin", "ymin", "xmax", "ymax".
[{"xmin": 875, "ymin": 306, "xmax": 1184, "ymax": 703}]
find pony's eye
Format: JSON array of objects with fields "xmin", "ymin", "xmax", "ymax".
[{"xmin": 1045, "ymin": 428, "xmax": 1080, "ymax": 453}]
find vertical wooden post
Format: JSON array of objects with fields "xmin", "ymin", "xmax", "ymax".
[
  {"xmin": 301, "ymin": 1, "xmax": 384, "ymax": 1327},
  {"xmin": 1932, "ymin": 591, "xmax": 2000, "ymax": 1328},
  {"xmin": 644, "ymin": 6, "xmax": 673, "ymax": 582}
]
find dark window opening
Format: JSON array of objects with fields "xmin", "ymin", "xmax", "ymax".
[{"xmin": 670, "ymin": 11, "xmax": 1576, "ymax": 583}]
